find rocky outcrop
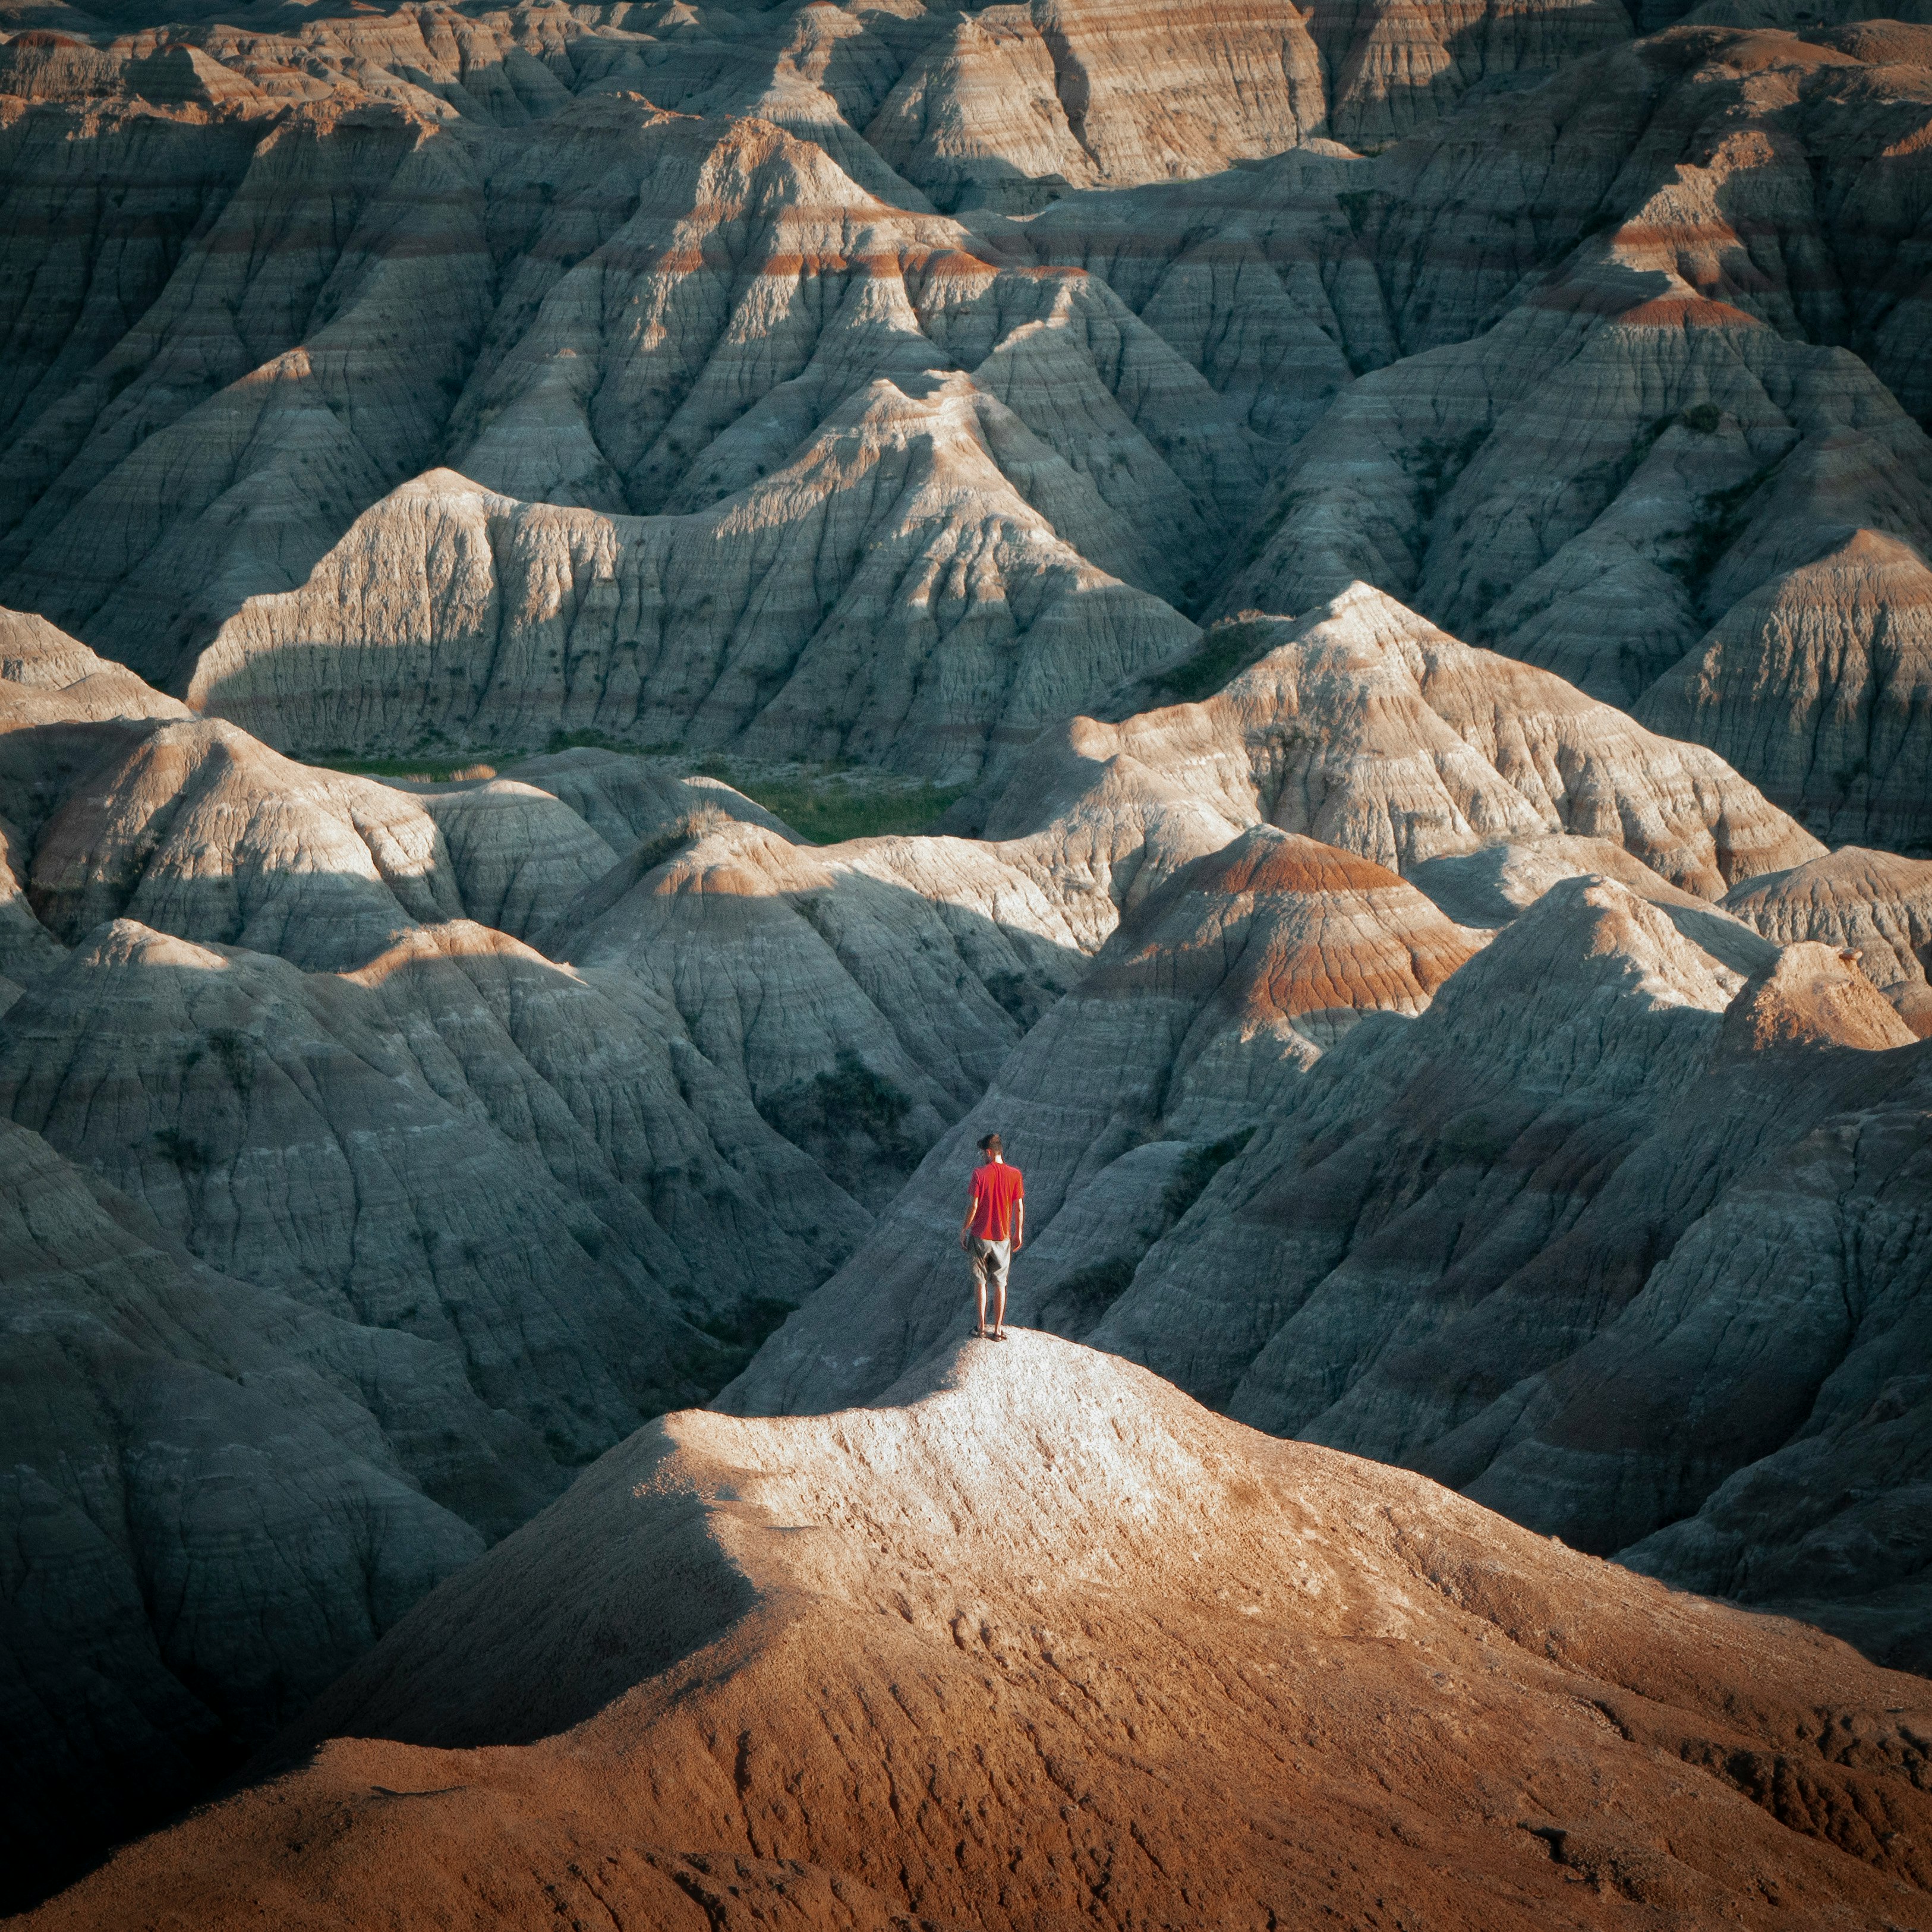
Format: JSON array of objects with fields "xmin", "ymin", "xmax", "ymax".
[
  {"xmin": 6, "ymin": 11, "xmax": 1929, "ymax": 828},
  {"xmin": 4, "ymin": 3, "xmax": 1932, "ymax": 1910},
  {"xmin": 0, "ymin": 918, "xmax": 866, "ymax": 1453},
  {"xmin": 555, "ymin": 816, "xmax": 1094, "ymax": 1207},
  {"xmin": 868, "ymin": 0, "xmax": 1327, "ymax": 213},
  {"xmin": 724, "ymin": 860, "xmax": 1932, "ymax": 1676},
  {"xmin": 1, "ymin": 84, "xmax": 1250, "ymax": 696},
  {"xmin": 1723, "ymin": 843, "xmax": 1932, "ymax": 1035},
  {"xmin": 26, "ymin": 720, "xmax": 465, "ymax": 969},
  {"xmin": 1635, "ymin": 529, "xmax": 1932, "ymax": 850},
  {"xmin": 1205, "ymin": 29, "xmax": 1932, "ymax": 815},
  {"xmin": 1303, "ymin": 0, "xmax": 1632, "ymax": 147},
  {"xmin": 188, "ymin": 416, "xmax": 1200, "ymax": 782},
  {"xmin": 974, "ymin": 584, "xmax": 1826, "ymax": 896},
  {"xmin": 28, "ymin": 1336, "xmax": 1932, "ymax": 1929},
  {"xmin": 0, "ymin": 605, "xmax": 190, "ymax": 726},
  {"xmin": 1086, "ymin": 880, "xmax": 1928, "ymax": 1664}
]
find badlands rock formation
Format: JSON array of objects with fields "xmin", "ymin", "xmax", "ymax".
[
  {"xmin": 728, "ymin": 822, "xmax": 1488, "ymax": 1412},
  {"xmin": 5, "ymin": 0, "xmax": 1932, "ymax": 1912},
  {"xmin": 1723, "ymin": 843, "xmax": 1932, "ymax": 1033},
  {"xmin": 0, "ymin": 1113, "xmax": 539, "ymax": 1898},
  {"xmin": 29, "ymin": 1337, "xmax": 1932, "ymax": 1931},
  {"xmin": 1637, "ymin": 528, "xmax": 1932, "ymax": 852},
  {"xmin": 0, "ymin": 574, "xmax": 1862, "ymax": 1906},
  {"xmin": 972, "ymin": 585, "xmax": 1827, "ymax": 894},
  {"xmin": 726, "ymin": 861, "xmax": 1932, "ymax": 1673},
  {"xmin": 1, "ymin": 3, "xmax": 1925, "ymax": 808}
]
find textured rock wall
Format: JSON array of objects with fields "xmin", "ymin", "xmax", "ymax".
[
  {"xmin": 0, "ymin": 1114, "xmax": 531, "ymax": 1903},
  {"xmin": 978, "ymin": 584, "xmax": 1826, "ymax": 892},
  {"xmin": 187, "ymin": 404, "xmax": 1201, "ymax": 783}
]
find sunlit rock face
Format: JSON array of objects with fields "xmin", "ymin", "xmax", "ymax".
[
  {"xmin": 7, "ymin": 0, "xmax": 1932, "ymax": 1916},
  {"xmin": 1723, "ymin": 843, "xmax": 1932, "ymax": 1037},
  {"xmin": 28, "ymin": 1335, "xmax": 1932, "ymax": 1932}
]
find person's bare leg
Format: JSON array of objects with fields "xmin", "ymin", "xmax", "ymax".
[
  {"xmin": 975, "ymin": 1265, "xmax": 988, "ymax": 1337},
  {"xmin": 993, "ymin": 1275, "xmax": 1007, "ymax": 1339}
]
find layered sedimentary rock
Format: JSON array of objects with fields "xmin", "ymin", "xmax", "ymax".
[
  {"xmin": 973, "ymin": 584, "xmax": 1826, "ymax": 895},
  {"xmin": 5, "ymin": 1, "xmax": 1932, "ymax": 1913},
  {"xmin": 1102, "ymin": 884, "xmax": 1930, "ymax": 1666},
  {"xmin": 725, "ymin": 859, "xmax": 1932, "ymax": 1672},
  {"xmin": 0, "ymin": 1114, "xmax": 544, "ymax": 1905},
  {"xmin": 554, "ymin": 816, "xmax": 1094, "ymax": 1207},
  {"xmin": 867, "ymin": 0, "xmax": 1327, "ymax": 212},
  {"xmin": 1191, "ymin": 29, "xmax": 1932, "ymax": 840},
  {"xmin": 26, "ymin": 720, "xmax": 467, "ymax": 969},
  {"xmin": 0, "ymin": 81, "xmax": 1243, "ymax": 704},
  {"xmin": 0, "ymin": 605, "xmax": 189, "ymax": 727},
  {"xmin": 724, "ymin": 821, "xmax": 1487, "ymax": 1413},
  {"xmin": 1723, "ymin": 843, "xmax": 1932, "ymax": 1035},
  {"xmin": 5, "ymin": 9, "xmax": 1929, "ymax": 833},
  {"xmin": 187, "ymin": 408, "xmax": 1200, "ymax": 783},
  {"xmin": 0, "ymin": 638, "xmax": 947, "ymax": 1901},
  {"xmin": 1303, "ymin": 0, "xmax": 1632, "ymax": 147},
  {"xmin": 1637, "ymin": 529, "xmax": 1932, "ymax": 850},
  {"xmin": 29, "ymin": 1337, "xmax": 1932, "ymax": 1930},
  {"xmin": 0, "ymin": 918, "xmax": 861, "ymax": 1447}
]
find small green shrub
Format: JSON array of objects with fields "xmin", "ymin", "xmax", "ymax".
[
  {"xmin": 696, "ymin": 1295, "xmax": 797, "ymax": 1351},
  {"xmin": 152, "ymin": 1127, "xmax": 209, "ymax": 1175},
  {"xmin": 765, "ymin": 1051, "xmax": 916, "ymax": 1164},
  {"xmin": 1038, "ymin": 1255, "xmax": 1139, "ymax": 1335},
  {"xmin": 1161, "ymin": 1129, "xmax": 1257, "ymax": 1223},
  {"xmin": 1153, "ymin": 621, "xmax": 1274, "ymax": 704}
]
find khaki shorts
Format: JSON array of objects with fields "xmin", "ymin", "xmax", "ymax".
[{"xmin": 967, "ymin": 1236, "xmax": 1010, "ymax": 1291}]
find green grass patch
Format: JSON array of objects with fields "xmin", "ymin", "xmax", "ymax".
[
  {"xmin": 299, "ymin": 737, "xmax": 964, "ymax": 844},
  {"xmin": 1037, "ymin": 1254, "xmax": 1140, "ymax": 1335},
  {"xmin": 700, "ymin": 763, "xmax": 967, "ymax": 845}
]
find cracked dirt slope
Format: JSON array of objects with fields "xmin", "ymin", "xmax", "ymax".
[{"xmin": 27, "ymin": 1335, "xmax": 1932, "ymax": 1931}]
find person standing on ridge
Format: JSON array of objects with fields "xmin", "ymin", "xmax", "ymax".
[{"xmin": 960, "ymin": 1132, "xmax": 1023, "ymax": 1341}]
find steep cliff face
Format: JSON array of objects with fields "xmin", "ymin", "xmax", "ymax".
[
  {"xmin": 0, "ymin": 1113, "xmax": 541, "ymax": 1901},
  {"xmin": 1636, "ymin": 528, "xmax": 1932, "ymax": 850},
  {"xmin": 869, "ymin": 0, "xmax": 1329, "ymax": 212}
]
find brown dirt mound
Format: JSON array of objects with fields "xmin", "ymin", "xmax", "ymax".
[{"xmin": 31, "ymin": 1334, "xmax": 1932, "ymax": 1931}]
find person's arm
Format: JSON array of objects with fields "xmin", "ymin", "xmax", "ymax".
[
  {"xmin": 1013, "ymin": 1195, "xmax": 1023, "ymax": 1252},
  {"xmin": 960, "ymin": 1175, "xmax": 976, "ymax": 1249}
]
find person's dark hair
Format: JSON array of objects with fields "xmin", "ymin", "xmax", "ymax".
[{"xmin": 978, "ymin": 1132, "xmax": 1003, "ymax": 1156}]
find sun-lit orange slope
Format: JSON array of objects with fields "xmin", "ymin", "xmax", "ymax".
[{"xmin": 34, "ymin": 1335, "xmax": 1932, "ymax": 1932}]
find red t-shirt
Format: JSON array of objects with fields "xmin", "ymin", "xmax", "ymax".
[{"xmin": 967, "ymin": 1161, "xmax": 1025, "ymax": 1241}]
